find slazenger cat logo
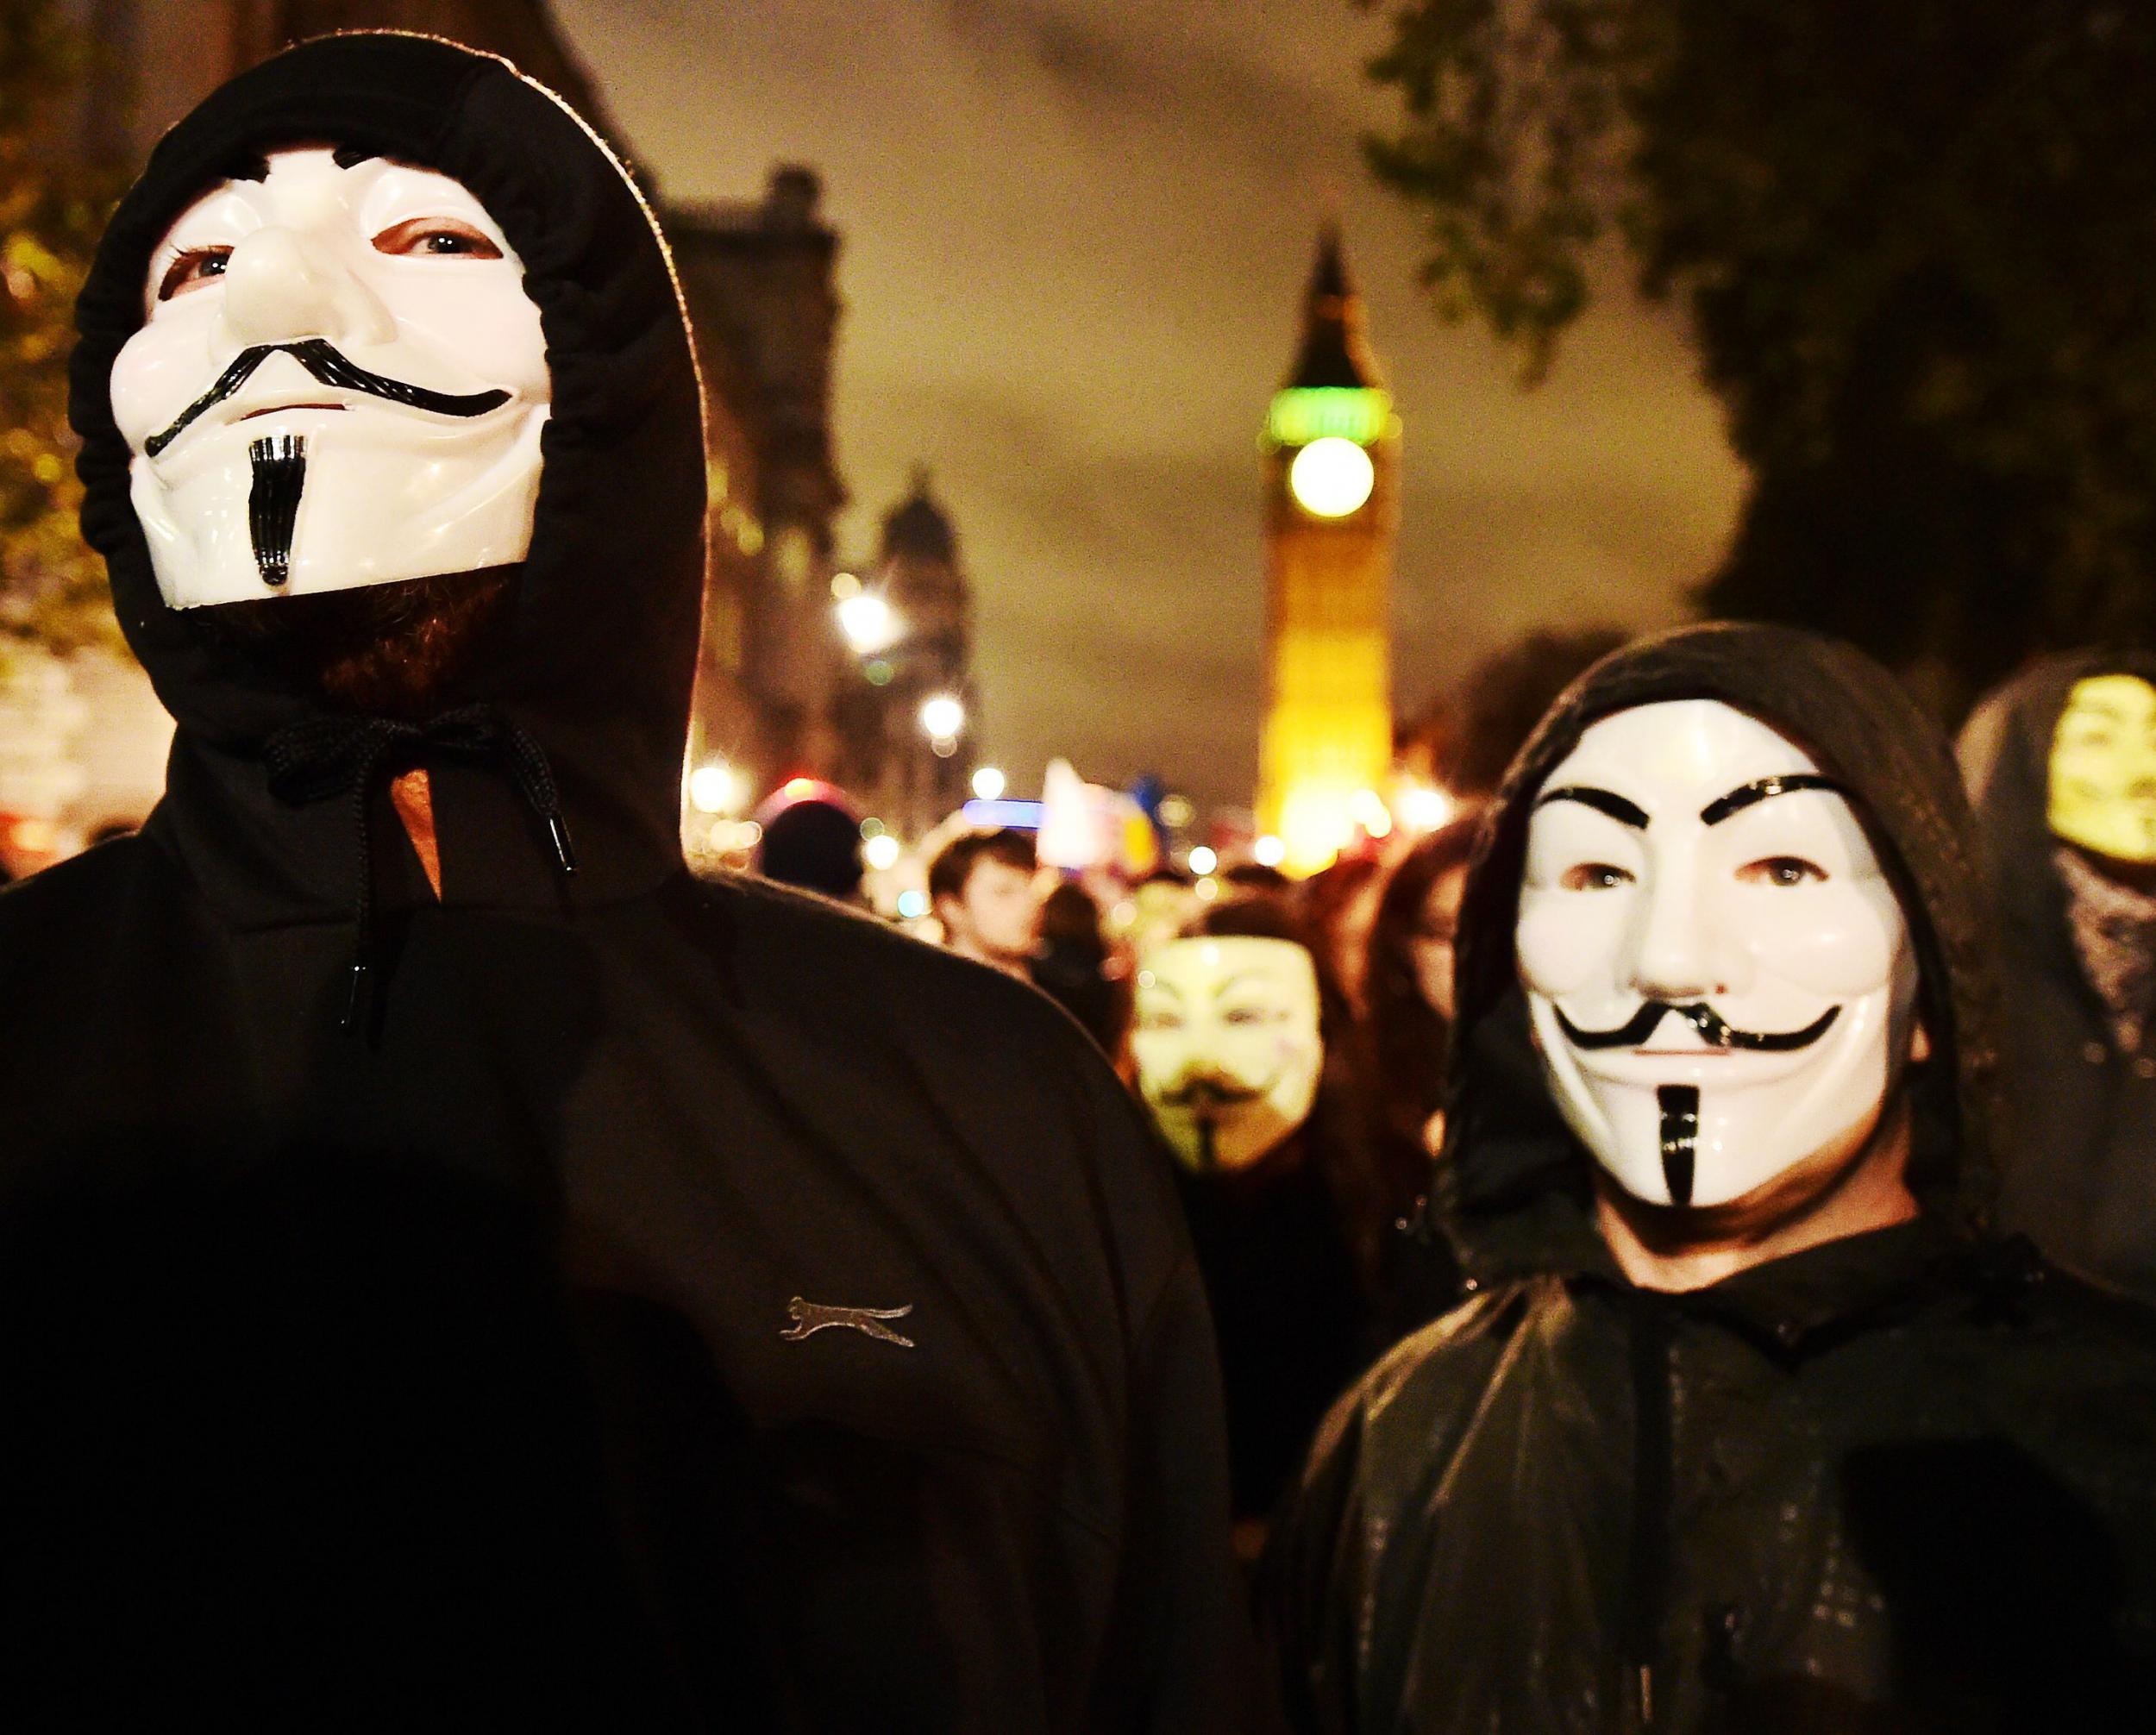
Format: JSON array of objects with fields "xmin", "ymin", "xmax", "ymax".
[{"xmin": 780, "ymin": 1297, "xmax": 916, "ymax": 1349}]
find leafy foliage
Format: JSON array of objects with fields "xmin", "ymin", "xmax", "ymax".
[
  {"xmin": 1360, "ymin": 0, "xmax": 2156, "ymax": 706},
  {"xmin": 0, "ymin": 0, "xmax": 125, "ymax": 667}
]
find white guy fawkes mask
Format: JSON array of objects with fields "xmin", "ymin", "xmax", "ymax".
[
  {"xmin": 110, "ymin": 146, "xmax": 550, "ymax": 609},
  {"xmin": 1132, "ymin": 936, "xmax": 1324, "ymax": 1174},
  {"xmin": 1516, "ymin": 699, "xmax": 1920, "ymax": 1210}
]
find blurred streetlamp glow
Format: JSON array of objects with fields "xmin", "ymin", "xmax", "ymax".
[
  {"xmin": 1188, "ymin": 844, "xmax": 1219, "ymax": 875},
  {"xmin": 1395, "ymin": 780, "xmax": 1457, "ymax": 834},
  {"xmin": 1288, "ymin": 437, "xmax": 1376, "ymax": 517},
  {"xmin": 687, "ymin": 759, "xmax": 744, "ymax": 815},
  {"xmin": 1351, "ymin": 786, "xmax": 1394, "ymax": 840},
  {"xmin": 1253, "ymin": 834, "xmax": 1287, "ymax": 868},
  {"xmin": 837, "ymin": 592, "xmax": 900, "ymax": 655},
  {"xmin": 863, "ymin": 833, "xmax": 902, "ymax": 872},
  {"xmin": 919, "ymin": 693, "xmax": 966, "ymax": 741},
  {"xmin": 1277, "ymin": 784, "xmax": 1356, "ymax": 875},
  {"xmin": 830, "ymin": 571, "xmax": 861, "ymax": 599},
  {"xmin": 972, "ymin": 765, "xmax": 1006, "ymax": 800}
]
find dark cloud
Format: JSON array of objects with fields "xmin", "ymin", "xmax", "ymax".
[{"xmin": 551, "ymin": 0, "xmax": 1743, "ymax": 811}]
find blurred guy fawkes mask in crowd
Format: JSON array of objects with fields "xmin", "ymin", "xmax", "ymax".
[
  {"xmin": 1131, "ymin": 936, "xmax": 1324, "ymax": 1174},
  {"xmin": 110, "ymin": 146, "xmax": 550, "ymax": 610},
  {"xmin": 1517, "ymin": 699, "xmax": 1922, "ymax": 1211},
  {"xmin": 2049, "ymin": 673, "xmax": 2156, "ymax": 866}
]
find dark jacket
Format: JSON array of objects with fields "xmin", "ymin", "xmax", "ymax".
[
  {"xmin": 1263, "ymin": 624, "xmax": 2156, "ymax": 1733},
  {"xmin": 1959, "ymin": 651, "xmax": 2156, "ymax": 1302},
  {"xmin": 3, "ymin": 34, "xmax": 1247, "ymax": 1732}
]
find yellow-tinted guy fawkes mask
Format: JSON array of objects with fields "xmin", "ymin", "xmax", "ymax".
[
  {"xmin": 2050, "ymin": 674, "xmax": 2156, "ymax": 864},
  {"xmin": 1131, "ymin": 936, "xmax": 1324, "ymax": 1174}
]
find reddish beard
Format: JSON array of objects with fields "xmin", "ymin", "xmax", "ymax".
[{"xmin": 191, "ymin": 567, "xmax": 517, "ymax": 720}]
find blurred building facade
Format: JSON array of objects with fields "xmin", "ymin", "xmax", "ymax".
[
  {"xmin": 830, "ymin": 473, "xmax": 977, "ymax": 840},
  {"xmin": 1256, "ymin": 227, "xmax": 1401, "ymax": 875},
  {"xmin": 44, "ymin": 0, "xmax": 861, "ymax": 852},
  {"xmin": 670, "ymin": 172, "xmax": 849, "ymax": 803}
]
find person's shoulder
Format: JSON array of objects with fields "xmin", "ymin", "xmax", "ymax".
[
  {"xmin": 669, "ymin": 868, "xmax": 1190, "ymax": 1306},
  {"xmin": 0, "ymin": 835, "xmax": 159, "ymax": 957},
  {"xmin": 677, "ymin": 868, "xmax": 1088, "ymax": 1051},
  {"xmin": 1315, "ymin": 1279, "xmax": 1542, "ymax": 1463},
  {"xmin": 2015, "ymin": 1255, "xmax": 2156, "ymax": 1362}
]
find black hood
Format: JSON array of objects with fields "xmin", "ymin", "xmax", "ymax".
[
  {"xmin": 70, "ymin": 32, "xmax": 706, "ymax": 924},
  {"xmin": 1437, "ymin": 623, "xmax": 2004, "ymax": 1262}
]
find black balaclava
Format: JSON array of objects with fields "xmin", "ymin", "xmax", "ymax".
[
  {"xmin": 72, "ymin": 32, "xmax": 706, "ymax": 930},
  {"xmin": 1437, "ymin": 623, "xmax": 2005, "ymax": 1262}
]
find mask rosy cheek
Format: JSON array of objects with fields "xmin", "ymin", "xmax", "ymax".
[
  {"xmin": 1749, "ymin": 892, "xmax": 1905, "ymax": 998},
  {"xmin": 1515, "ymin": 899, "xmax": 1624, "ymax": 996}
]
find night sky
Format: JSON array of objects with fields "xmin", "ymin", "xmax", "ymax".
[{"xmin": 550, "ymin": 0, "xmax": 1745, "ymax": 813}]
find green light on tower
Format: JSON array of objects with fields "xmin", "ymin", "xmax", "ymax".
[{"xmin": 1266, "ymin": 386, "xmax": 1393, "ymax": 448}]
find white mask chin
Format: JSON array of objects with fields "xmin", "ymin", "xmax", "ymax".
[
  {"xmin": 1515, "ymin": 699, "xmax": 1920, "ymax": 1210},
  {"xmin": 1131, "ymin": 936, "xmax": 1325, "ymax": 1174},
  {"xmin": 110, "ymin": 147, "xmax": 550, "ymax": 610}
]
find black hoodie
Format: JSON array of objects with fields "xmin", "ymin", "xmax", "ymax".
[
  {"xmin": 2, "ymin": 33, "xmax": 1246, "ymax": 1732},
  {"xmin": 1959, "ymin": 650, "xmax": 2156, "ymax": 1302},
  {"xmin": 1262, "ymin": 624, "xmax": 2156, "ymax": 1732}
]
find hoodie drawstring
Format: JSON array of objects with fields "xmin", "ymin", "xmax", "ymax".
[
  {"xmin": 1625, "ymin": 1293, "xmax": 1677, "ymax": 1727},
  {"xmin": 263, "ymin": 704, "xmax": 577, "ymax": 1033}
]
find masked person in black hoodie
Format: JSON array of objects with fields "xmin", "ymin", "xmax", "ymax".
[
  {"xmin": 0, "ymin": 33, "xmax": 1249, "ymax": 1732},
  {"xmin": 1959, "ymin": 652, "xmax": 2156, "ymax": 1304},
  {"xmin": 1263, "ymin": 623, "xmax": 2156, "ymax": 1733}
]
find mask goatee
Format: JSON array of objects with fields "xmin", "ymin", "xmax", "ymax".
[
  {"xmin": 1657, "ymin": 1084, "xmax": 1700, "ymax": 1207},
  {"xmin": 247, "ymin": 433, "xmax": 307, "ymax": 587}
]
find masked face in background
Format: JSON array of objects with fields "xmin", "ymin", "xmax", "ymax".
[
  {"xmin": 110, "ymin": 147, "xmax": 550, "ymax": 610},
  {"xmin": 2049, "ymin": 674, "xmax": 2156, "ymax": 866},
  {"xmin": 1132, "ymin": 936, "xmax": 1324, "ymax": 1174},
  {"xmin": 1516, "ymin": 699, "xmax": 1921, "ymax": 1210}
]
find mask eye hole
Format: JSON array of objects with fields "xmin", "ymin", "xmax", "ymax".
[
  {"xmin": 371, "ymin": 216, "xmax": 504, "ymax": 260},
  {"xmin": 1137, "ymin": 1007, "xmax": 1184, "ymax": 1033},
  {"xmin": 1738, "ymin": 855, "xmax": 1827, "ymax": 887},
  {"xmin": 157, "ymin": 247, "xmax": 232, "ymax": 300},
  {"xmin": 1559, "ymin": 861, "xmax": 1634, "ymax": 892},
  {"xmin": 1221, "ymin": 1005, "xmax": 1282, "ymax": 1028}
]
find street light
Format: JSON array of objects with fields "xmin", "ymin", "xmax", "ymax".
[
  {"xmin": 687, "ymin": 759, "xmax": 745, "ymax": 815},
  {"xmin": 837, "ymin": 591, "xmax": 901, "ymax": 655},
  {"xmin": 919, "ymin": 693, "xmax": 966, "ymax": 741}
]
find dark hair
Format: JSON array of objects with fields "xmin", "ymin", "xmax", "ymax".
[
  {"xmin": 1363, "ymin": 817, "xmax": 1482, "ymax": 1150},
  {"xmin": 1032, "ymin": 880, "xmax": 1133, "ymax": 1062},
  {"xmin": 927, "ymin": 828, "xmax": 1037, "ymax": 905}
]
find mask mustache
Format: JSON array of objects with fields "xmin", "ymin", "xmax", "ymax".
[
  {"xmin": 144, "ymin": 337, "xmax": 513, "ymax": 458},
  {"xmin": 1555, "ymin": 1001, "xmax": 1841, "ymax": 1052},
  {"xmin": 1157, "ymin": 1076, "xmax": 1265, "ymax": 1115}
]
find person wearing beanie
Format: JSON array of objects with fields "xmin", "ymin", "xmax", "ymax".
[{"xmin": 753, "ymin": 780, "xmax": 867, "ymax": 904}]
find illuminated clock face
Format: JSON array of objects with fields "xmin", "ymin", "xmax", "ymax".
[{"xmin": 1288, "ymin": 436, "xmax": 1375, "ymax": 518}]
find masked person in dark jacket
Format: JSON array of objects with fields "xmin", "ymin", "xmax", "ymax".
[
  {"xmin": 0, "ymin": 33, "xmax": 1248, "ymax": 1732},
  {"xmin": 1263, "ymin": 623, "xmax": 2156, "ymax": 1733},
  {"xmin": 1959, "ymin": 652, "xmax": 2156, "ymax": 1303}
]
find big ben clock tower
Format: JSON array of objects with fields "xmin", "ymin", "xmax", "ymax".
[{"xmin": 1257, "ymin": 226, "xmax": 1400, "ymax": 875}]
